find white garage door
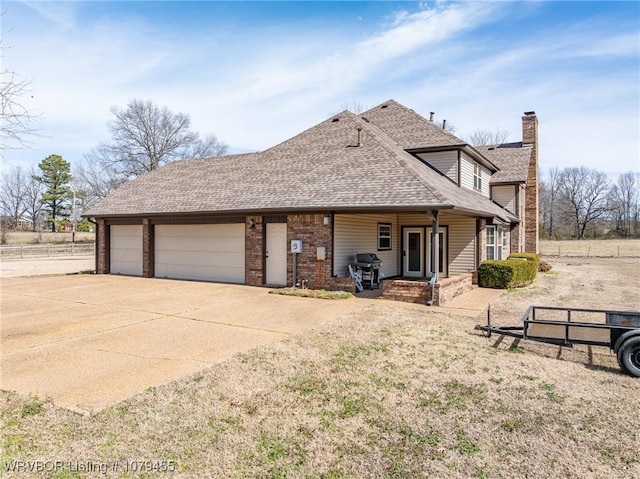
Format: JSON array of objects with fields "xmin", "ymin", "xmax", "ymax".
[
  {"xmin": 110, "ymin": 224, "xmax": 143, "ymax": 276},
  {"xmin": 155, "ymin": 223, "xmax": 245, "ymax": 283}
]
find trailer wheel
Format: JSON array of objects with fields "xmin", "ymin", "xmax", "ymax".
[{"xmin": 617, "ymin": 336, "xmax": 640, "ymax": 378}]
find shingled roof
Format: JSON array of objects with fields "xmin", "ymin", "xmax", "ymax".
[
  {"xmin": 86, "ymin": 102, "xmax": 517, "ymax": 223},
  {"xmin": 360, "ymin": 100, "xmax": 464, "ymax": 150},
  {"xmin": 476, "ymin": 142, "xmax": 532, "ymax": 184}
]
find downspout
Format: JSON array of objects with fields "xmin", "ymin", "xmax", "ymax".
[
  {"xmin": 87, "ymin": 218, "xmax": 97, "ymax": 273},
  {"xmin": 427, "ymin": 210, "xmax": 439, "ymax": 306}
]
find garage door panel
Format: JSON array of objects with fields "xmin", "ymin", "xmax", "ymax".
[
  {"xmin": 154, "ymin": 224, "xmax": 245, "ymax": 283},
  {"xmin": 156, "ymin": 251, "xmax": 245, "ymax": 268},
  {"xmin": 155, "ymin": 238, "xmax": 241, "ymax": 254},
  {"xmin": 110, "ymin": 225, "xmax": 142, "ymax": 276}
]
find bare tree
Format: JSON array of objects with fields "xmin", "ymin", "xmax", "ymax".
[
  {"xmin": 74, "ymin": 159, "xmax": 122, "ymax": 208},
  {"xmin": 468, "ymin": 129, "xmax": 510, "ymax": 146},
  {"xmin": 91, "ymin": 99, "xmax": 227, "ymax": 180},
  {"xmin": 539, "ymin": 167, "xmax": 562, "ymax": 238},
  {"xmin": 332, "ymin": 100, "xmax": 367, "ymax": 115},
  {"xmin": 23, "ymin": 166, "xmax": 45, "ymax": 231},
  {"xmin": 1, "ymin": 22, "xmax": 41, "ymax": 151},
  {"xmin": 609, "ymin": 171, "xmax": 639, "ymax": 238},
  {"xmin": 0, "ymin": 165, "xmax": 28, "ymax": 227},
  {"xmin": 557, "ymin": 167, "xmax": 611, "ymax": 239}
]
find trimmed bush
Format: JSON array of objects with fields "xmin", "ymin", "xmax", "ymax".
[
  {"xmin": 507, "ymin": 252, "xmax": 540, "ymax": 272},
  {"xmin": 479, "ymin": 258, "xmax": 537, "ymax": 289}
]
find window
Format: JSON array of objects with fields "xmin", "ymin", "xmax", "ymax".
[
  {"xmin": 486, "ymin": 226, "xmax": 495, "ymax": 260},
  {"xmin": 378, "ymin": 223, "xmax": 392, "ymax": 250},
  {"xmin": 474, "ymin": 164, "xmax": 482, "ymax": 190}
]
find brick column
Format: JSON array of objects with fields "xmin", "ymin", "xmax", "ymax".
[
  {"xmin": 287, "ymin": 213, "xmax": 332, "ymax": 289},
  {"xmin": 142, "ymin": 219, "xmax": 154, "ymax": 278},
  {"xmin": 522, "ymin": 112, "xmax": 539, "ymax": 253},
  {"xmin": 96, "ymin": 219, "xmax": 109, "ymax": 274},
  {"xmin": 245, "ymin": 216, "xmax": 264, "ymax": 286}
]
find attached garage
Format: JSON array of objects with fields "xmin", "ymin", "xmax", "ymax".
[
  {"xmin": 154, "ymin": 223, "xmax": 245, "ymax": 283},
  {"xmin": 110, "ymin": 224, "xmax": 143, "ymax": 276}
]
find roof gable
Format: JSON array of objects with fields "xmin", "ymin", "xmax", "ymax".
[{"xmin": 476, "ymin": 143, "xmax": 532, "ymax": 184}]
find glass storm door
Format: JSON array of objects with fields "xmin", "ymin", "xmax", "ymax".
[{"xmin": 404, "ymin": 228, "xmax": 424, "ymax": 277}]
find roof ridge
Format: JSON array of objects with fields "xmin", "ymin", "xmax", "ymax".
[
  {"xmin": 363, "ymin": 99, "xmax": 467, "ymax": 146},
  {"xmin": 349, "ymin": 113, "xmax": 450, "ymax": 205}
]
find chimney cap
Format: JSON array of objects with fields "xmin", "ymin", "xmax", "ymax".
[{"xmin": 524, "ymin": 111, "xmax": 536, "ymax": 116}]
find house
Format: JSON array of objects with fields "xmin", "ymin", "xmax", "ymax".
[
  {"xmin": 0, "ymin": 216, "xmax": 34, "ymax": 231},
  {"xmin": 85, "ymin": 100, "xmax": 539, "ymax": 305}
]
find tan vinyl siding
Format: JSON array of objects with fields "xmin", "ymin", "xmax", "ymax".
[
  {"xmin": 334, "ymin": 214, "xmax": 399, "ymax": 278},
  {"xmin": 417, "ymin": 151, "xmax": 458, "ymax": 183},
  {"xmin": 397, "ymin": 213, "xmax": 476, "ymax": 276},
  {"xmin": 460, "ymin": 152, "xmax": 490, "ymax": 197},
  {"xmin": 492, "ymin": 185, "xmax": 517, "ymax": 214}
]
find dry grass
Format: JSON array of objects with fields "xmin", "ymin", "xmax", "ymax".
[
  {"xmin": 1, "ymin": 231, "xmax": 95, "ymax": 245},
  {"xmin": 1, "ymin": 257, "xmax": 639, "ymax": 478},
  {"xmin": 269, "ymin": 288, "xmax": 353, "ymax": 300},
  {"xmin": 540, "ymin": 239, "xmax": 640, "ymax": 257}
]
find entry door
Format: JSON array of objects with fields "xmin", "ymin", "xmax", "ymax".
[
  {"xmin": 404, "ymin": 228, "xmax": 424, "ymax": 277},
  {"xmin": 266, "ymin": 223, "xmax": 287, "ymax": 286}
]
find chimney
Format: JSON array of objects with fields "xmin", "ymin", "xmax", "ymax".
[
  {"xmin": 522, "ymin": 111, "xmax": 539, "ymax": 254},
  {"xmin": 429, "ymin": 112, "xmax": 435, "ymax": 122}
]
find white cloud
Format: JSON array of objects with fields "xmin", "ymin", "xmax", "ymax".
[{"xmin": 3, "ymin": 1, "xmax": 638, "ymax": 179}]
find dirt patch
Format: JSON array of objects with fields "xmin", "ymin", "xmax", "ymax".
[{"xmin": 1, "ymin": 257, "xmax": 638, "ymax": 478}]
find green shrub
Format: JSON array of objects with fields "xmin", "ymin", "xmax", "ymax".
[
  {"xmin": 508, "ymin": 252, "xmax": 540, "ymax": 272},
  {"xmin": 479, "ymin": 258, "xmax": 537, "ymax": 289}
]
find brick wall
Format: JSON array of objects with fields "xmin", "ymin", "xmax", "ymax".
[
  {"xmin": 433, "ymin": 274, "xmax": 473, "ymax": 305},
  {"xmin": 142, "ymin": 219, "xmax": 153, "ymax": 278},
  {"xmin": 522, "ymin": 112, "xmax": 539, "ymax": 253},
  {"xmin": 96, "ymin": 219, "xmax": 108, "ymax": 273},
  {"xmin": 383, "ymin": 280, "xmax": 432, "ymax": 304},
  {"xmin": 287, "ymin": 213, "xmax": 333, "ymax": 289},
  {"xmin": 245, "ymin": 215, "xmax": 264, "ymax": 286}
]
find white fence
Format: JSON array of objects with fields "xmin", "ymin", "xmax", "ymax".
[{"xmin": 0, "ymin": 242, "xmax": 95, "ymax": 258}]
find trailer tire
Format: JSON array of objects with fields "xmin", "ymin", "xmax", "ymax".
[{"xmin": 617, "ymin": 335, "xmax": 640, "ymax": 378}]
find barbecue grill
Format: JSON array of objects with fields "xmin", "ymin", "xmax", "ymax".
[{"xmin": 355, "ymin": 253, "xmax": 382, "ymax": 289}]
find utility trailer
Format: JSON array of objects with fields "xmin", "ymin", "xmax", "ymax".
[{"xmin": 475, "ymin": 306, "xmax": 640, "ymax": 377}]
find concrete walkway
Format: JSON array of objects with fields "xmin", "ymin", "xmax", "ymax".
[
  {"xmin": 435, "ymin": 286, "xmax": 505, "ymax": 317},
  {"xmin": 1, "ymin": 275, "xmax": 369, "ymax": 413}
]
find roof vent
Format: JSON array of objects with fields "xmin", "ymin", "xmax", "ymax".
[
  {"xmin": 331, "ymin": 117, "xmax": 340, "ymax": 122},
  {"xmin": 361, "ymin": 116, "xmax": 370, "ymax": 123},
  {"xmin": 488, "ymin": 147, "xmax": 495, "ymax": 150},
  {"xmin": 381, "ymin": 104, "xmax": 388, "ymax": 109},
  {"xmin": 429, "ymin": 112, "xmax": 435, "ymax": 122},
  {"xmin": 442, "ymin": 119, "xmax": 447, "ymax": 129}
]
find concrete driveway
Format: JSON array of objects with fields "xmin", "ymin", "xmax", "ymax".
[{"xmin": 1, "ymin": 275, "xmax": 367, "ymax": 413}]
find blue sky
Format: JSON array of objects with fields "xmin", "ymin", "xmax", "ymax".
[{"xmin": 2, "ymin": 1, "xmax": 639, "ymax": 178}]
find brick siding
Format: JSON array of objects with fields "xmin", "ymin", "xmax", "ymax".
[
  {"xmin": 522, "ymin": 113, "xmax": 539, "ymax": 253},
  {"xmin": 287, "ymin": 213, "xmax": 333, "ymax": 289},
  {"xmin": 96, "ymin": 219, "xmax": 108, "ymax": 274},
  {"xmin": 245, "ymin": 216, "xmax": 264, "ymax": 286}
]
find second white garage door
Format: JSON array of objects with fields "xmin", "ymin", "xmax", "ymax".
[{"xmin": 154, "ymin": 223, "xmax": 245, "ymax": 283}]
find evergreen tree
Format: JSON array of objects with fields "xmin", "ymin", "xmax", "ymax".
[{"xmin": 36, "ymin": 154, "xmax": 72, "ymax": 232}]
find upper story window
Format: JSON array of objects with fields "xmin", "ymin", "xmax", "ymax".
[{"xmin": 474, "ymin": 164, "xmax": 482, "ymax": 190}]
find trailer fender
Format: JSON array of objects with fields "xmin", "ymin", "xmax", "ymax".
[{"xmin": 613, "ymin": 329, "xmax": 640, "ymax": 355}]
